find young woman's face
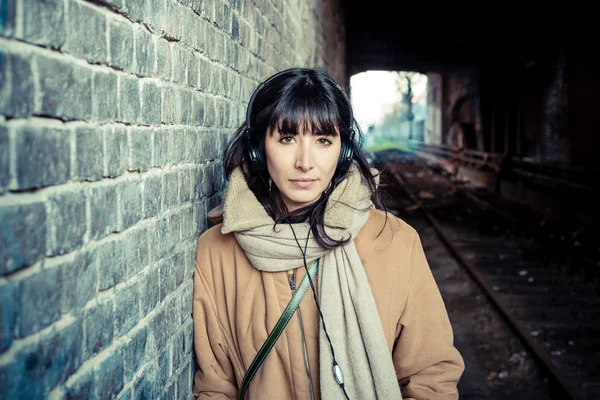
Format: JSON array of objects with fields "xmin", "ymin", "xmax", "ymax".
[{"xmin": 264, "ymin": 123, "xmax": 341, "ymax": 212}]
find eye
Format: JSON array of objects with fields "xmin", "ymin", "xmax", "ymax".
[
  {"xmin": 317, "ymin": 138, "xmax": 332, "ymax": 146},
  {"xmin": 279, "ymin": 136, "xmax": 295, "ymax": 144}
]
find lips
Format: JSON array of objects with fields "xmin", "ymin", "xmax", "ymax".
[{"xmin": 290, "ymin": 179, "xmax": 317, "ymax": 188}]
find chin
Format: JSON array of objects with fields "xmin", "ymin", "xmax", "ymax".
[{"xmin": 283, "ymin": 192, "xmax": 323, "ymax": 210}]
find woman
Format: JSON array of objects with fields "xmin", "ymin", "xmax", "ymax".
[{"xmin": 192, "ymin": 67, "xmax": 464, "ymax": 399}]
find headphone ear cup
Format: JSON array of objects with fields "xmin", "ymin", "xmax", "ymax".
[
  {"xmin": 246, "ymin": 136, "xmax": 266, "ymax": 174},
  {"xmin": 337, "ymin": 126, "xmax": 356, "ymax": 174},
  {"xmin": 337, "ymin": 140, "xmax": 354, "ymax": 175}
]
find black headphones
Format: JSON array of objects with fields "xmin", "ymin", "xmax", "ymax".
[{"xmin": 243, "ymin": 68, "xmax": 360, "ymax": 180}]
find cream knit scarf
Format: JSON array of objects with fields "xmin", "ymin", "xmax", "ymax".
[{"xmin": 221, "ymin": 163, "xmax": 402, "ymax": 400}]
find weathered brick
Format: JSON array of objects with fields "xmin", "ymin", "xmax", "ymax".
[
  {"xmin": 140, "ymin": 79, "xmax": 161, "ymax": 126},
  {"xmin": 0, "ymin": 123, "xmax": 8, "ymax": 194},
  {"xmin": 184, "ymin": 360, "xmax": 195, "ymax": 400},
  {"xmin": 118, "ymin": 74, "xmax": 140, "ymax": 124},
  {"xmin": 205, "ymin": 26, "xmax": 216, "ymax": 61},
  {"xmin": 202, "ymin": 0, "xmax": 216, "ymax": 20},
  {"xmin": 92, "ymin": 69, "xmax": 118, "ymax": 122},
  {"xmin": 13, "ymin": 124, "xmax": 69, "ymax": 190},
  {"xmin": 140, "ymin": 266, "xmax": 159, "ymax": 317},
  {"xmin": 104, "ymin": 125, "xmax": 128, "ymax": 178},
  {"xmin": 123, "ymin": 0, "xmax": 165, "ymax": 34},
  {"xmin": 172, "ymin": 250, "xmax": 186, "ymax": 289},
  {"xmin": 17, "ymin": 265, "xmax": 62, "ymax": 337},
  {"xmin": 220, "ymin": 70, "xmax": 228, "ymax": 98},
  {"xmin": 179, "ymin": 89, "xmax": 192, "ymax": 124},
  {"xmin": 157, "ymin": 258, "xmax": 171, "ymax": 302},
  {"xmin": 171, "ymin": 46, "xmax": 188, "ymax": 85},
  {"xmin": 167, "ymin": 211, "xmax": 182, "ymax": 250},
  {"xmin": 46, "ymin": 189, "xmax": 86, "ymax": 256},
  {"xmin": 129, "ymin": 126, "xmax": 152, "ymax": 172},
  {"xmin": 191, "ymin": 166, "xmax": 204, "ymax": 200},
  {"xmin": 197, "ymin": 57, "xmax": 211, "ymax": 91},
  {"xmin": 117, "ymin": 179, "xmax": 142, "ymax": 230},
  {"xmin": 133, "ymin": 370, "xmax": 155, "ymax": 400},
  {"xmin": 209, "ymin": 66, "xmax": 219, "ymax": 94},
  {"xmin": 88, "ymin": 183, "xmax": 118, "ymax": 240},
  {"xmin": 0, "ymin": 201, "xmax": 46, "ymax": 275},
  {"xmin": 61, "ymin": 250, "xmax": 97, "ymax": 314},
  {"xmin": 108, "ymin": 16, "xmax": 134, "ymax": 71},
  {"xmin": 115, "ymin": 387, "xmax": 132, "ymax": 400},
  {"xmin": 178, "ymin": 168, "xmax": 192, "ymax": 202},
  {"xmin": 83, "ymin": 297, "xmax": 113, "ymax": 360},
  {"xmin": 0, "ymin": 49, "xmax": 35, "ymax": 118},
  {"xmin": 161, "ymin": 85, "xmax": 177, "ymax": 124},
  {"xmin": 191, "ymin": 17, "xmax": 207, "ymax": 54},
  {"xmin": 4, "ymin": 317, "xmax": 83, "ymax": 395},
  {"xmin": 169, "ymin": 328, "xmax": 185, "ymax": 377},
  {"xmin": 156, "ymin": 347, "xmax": 171, "ymax": 392},
  {"xmin": 153, "ymin": 126, "xmax": 171, "ymax": 166},
  {"xmin": 112, "ymin": 226, "xmax": 149, "ymax": 280},
  {"xmin": 180, "ymin": 205, "xmax": 195, "ymax": 241},
  {"xmin": 182, "ymin": 275, "xmax": 194, "ymax": 320},
  {"xmin": 134, "ymin": 25, "xmax": 155, "ymax": 77},
  {"xmin": 122, "ymin": 325, "xmax": 147, "ymax": 381},
  {"xmin": 171, "ymin": 128, "xmax": 185, "ymax": 161},
  {"xmin": 101, "ymin": 0, "xmax": 124, "ymax": 10},
  {"xmin": 0, "ymin": 0, "xmax": 16, "ymax": 37},
  {"xmin": 65, "ymin": 368, "xmax": 94, "ymax": 400},
  {"xmin": 174, "ymin": 323, "xmax": 193, "ymax": 377},
  {"xmin": 114, "ymin": 280, "xmax": 139, "ymax": 337},
  {"xmin": 93, "ymin": 352, "xmax": 123, "ymax": 400},
  {"xmin": 156, "ymin": 39, "xmax": 172, "ymax": 81},
  {"xmin": 187, "ymin": 53, "xmax": 199, "ymax": 88},
  {"xmin": 165, "ymin": 0, "xmax": 186, "ymax": 41},
  {"xmin": 162, "ymin": 170, "xmax": 179, "ymax": 210},
  {"xmin": 0, "ymin": 281, "xmax": 13, "ymax": 353},
  {"xmin": 214, "ymin": 0, "xmax": 226, "ymax": 31},
  {"xmin": 147, "ymin": 307, "xmax": 174, "ymax": 355},
  {"xmin": 213, "ymin": 31, "xmax": 225, "ymax": 62},
  {"xmin": 165, "ymin": 377, "xmax": 177, "ymax": 400},
  {"xmin": 96, "ymin": 239, "xmax": 125, "ymax": 291},
  {"xmin": 204, "ymin": 97, "xmax": 216, "ymax": 127},
  {"xmin": 36, "ymin": 54, "xmax": 93, "ymax": 121},
  {"xmin": 231, "ymin": 12, "xmax": 240, "ymax": 41},
  {"xmin": 142, "ymin": 174, "xmax": 162, "ymax": 218},
  {"xmin": 21, "ymin": 0, "xmax": 65, "ymax": 48},
  {"xmin": 64, "ymin": 0, "xmax": 107, "ymax": 63},
  {"xmin": 191, "ymin": 91, "xmax": 205, "ymax": 125},
  {"xmin": 74, "ymin": 125, "xmax": 104, "ymax": 182}
]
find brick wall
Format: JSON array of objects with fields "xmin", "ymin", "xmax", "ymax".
[{"xmin": 0, "ymin": 0, "xmax": 345, "ymax": 398}]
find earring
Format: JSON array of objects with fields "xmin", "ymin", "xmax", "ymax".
[
  {"xmin": 268, "ymin": 178, "xmax": 272, "ymax": 192},
  {"xmin": 324, "ymin": 180, "xmax": 333, "ymax": 194}
]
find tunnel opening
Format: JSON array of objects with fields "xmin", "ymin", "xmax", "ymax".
[{"xmin": 349, "ymin": 70, "xmax": 428, "ymax": 153}]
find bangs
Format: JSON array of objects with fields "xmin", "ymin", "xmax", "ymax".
[{"xmin": 269, "ymin": 90, "xmax": 343, "ymax": 136}]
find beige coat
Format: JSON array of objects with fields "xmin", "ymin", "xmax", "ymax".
[{"xmin": 192, "ymin": 209, "xmax": 464, "ymax": 399}]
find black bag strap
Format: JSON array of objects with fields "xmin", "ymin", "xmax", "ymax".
[{"xmin": 239, "ymin": 259, "xmax": 319, "ymax": 400}]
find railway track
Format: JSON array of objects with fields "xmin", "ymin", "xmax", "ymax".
[{"xmin": 375, "ymin": 150, "xmax": 600, "ymax": 400}]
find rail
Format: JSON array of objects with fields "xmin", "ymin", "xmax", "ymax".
[{"xmin": 405, "ymin": 139, "xmax": 505, "ymax": 172}]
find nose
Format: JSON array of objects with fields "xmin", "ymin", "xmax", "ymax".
[{"xmin": 294, "ymin": 140, "xmax": 314, "ymax": 172}]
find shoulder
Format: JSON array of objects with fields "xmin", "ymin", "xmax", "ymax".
[
  {"xmin": 195, "ymin": 223, "xmax": 242, "ymax": 267},
  {"xmin": 197, "ymin": 222, "xmax": 238, "ymax": 249},
  {"xmin": 354, "ymin": 209, "xmax": 420, "ymax": 269},
  {"xmin": 357, "ymin": 208, "xmax": 419, "ymax": 248}
]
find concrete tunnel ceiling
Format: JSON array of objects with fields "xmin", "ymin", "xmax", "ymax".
[{"xmin": 341, "ymin": 1, "xmax": 588, "ymax": 75}]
